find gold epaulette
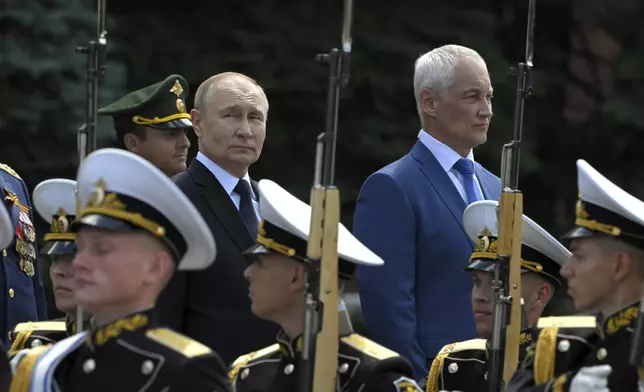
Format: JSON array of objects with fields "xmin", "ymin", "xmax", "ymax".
[
  {"xmin": 145, "ymin": 328, "xmax": 211, "ymax": 358},
  {"xmin": 0, "ymin": 163, "xmax": 21, "ymax": 179},
  {"xmin": 537, "ymin": 315, "xmax": 596, "ymax": 329},
  {"xmin": 228, "ymin": 344, "xmax": 280, "ymax": 386},
  {"xmin": 341, "ymin": 333, "xmax": 399, "ymax": 360},
  {"xmin": 425, "ymin": 339, "xmax": 486, "ymax": 392},
  {"xmin": 8, "ymin": 321, "xmax": 67, "ymax": 357},
  {"xmin": 8, "ymin": 345, "xmax": 50, "ymax": 392}
]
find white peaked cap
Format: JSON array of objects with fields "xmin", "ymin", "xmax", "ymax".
[
  {"xmin": 74, "ymin": 148, "xmax": 216, "ymax": 270},
  {"xmin": 463, "ymin": 200, "xmax": 570, "ymax": 284},
  {"xmin": 0, "ymin": 203, "xmax": 13, "ymax": 250},
  {"xmin": 251, "ymin": 179, "xmax": 383, "ymax": 266},
  {"xmin": 566, "ymin": 160, "xmax": 644, "ymax": 249},
  {"xmin": 33, "ymin": 179, "xmax": 77, "ymax": 222}
]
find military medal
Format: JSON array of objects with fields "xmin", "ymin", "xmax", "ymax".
[
  {"xmin": 19, "ymin": 211, "xmax": 36, "ymax": 242},
  {"xmin": 19, "ymin": 258, "xmax": 35, "ymax": 277}
]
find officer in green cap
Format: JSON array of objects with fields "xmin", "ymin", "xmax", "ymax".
[{"xmin": 98, "ymin": 74, "xmax": 192, "ymax": 177}]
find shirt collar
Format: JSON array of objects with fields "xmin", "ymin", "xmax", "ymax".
[
  {"xmin": 196, "ymin": 152, "xmax": 253, "ymax": 198},
  {"xmin": 417, "ymin": 129, "xmax": 475, "ymax": 173},
  {"xmin": 597, "ymin": 301, "xmax": 639, "ymax": 337},
  {"xmin": 276, "ymin": 329, "xmax": 303, "ymax": 358}
]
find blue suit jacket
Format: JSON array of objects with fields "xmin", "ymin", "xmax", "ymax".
[
  {"xmin": 0, "ymin": 165, "xmax": 47, "ymax": 344},
  {"xmin": 353, "ymin": 141, "xmax": 501, "ymax": 379}
]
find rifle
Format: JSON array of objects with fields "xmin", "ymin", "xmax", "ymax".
[
  {"xmin": 74, "ymin": 0, "xmax": 108, "ymax": 333},
  {"xmin": 300, "ymin": 1, "xmax": 353, "ymax": 391},
  {"xmin": 487, "ymin": 1, "xmax": 536, "ymax": 391}
]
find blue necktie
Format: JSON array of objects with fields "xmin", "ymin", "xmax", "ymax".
[
  {"xmin": 453, "ymin": 158, "xmax": 482, "ymax": 204},
  {"xmin": 235, "ymin": 180, "xmax": 259, "ymax": 239}
]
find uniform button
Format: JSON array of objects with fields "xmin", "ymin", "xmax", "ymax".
[
  {"xmin": 284, "ymin": 363, "xmax": 295, "ymax": 375},
  {"xmin": 30, "ymin": 339, "xmax": 43, "ymax": 348},
  {"xmin": 240, "ymin": 368, "xmax": 250, "ymax": 380},
  {"xmin": 558, "ymin": 339, "xmax": 570, "ymax": 352},
  {"xmin": 597, "ymin": 348, "xmax": 607, "ymax": 360},
  {"xmin": 484, "ymin": 371, "xmax": 488, "ymax": 380},
  {"xmin": 141, "ymin": 360, "xmax": 154, "ymax": 375},
  {"xmin": 2, "ymin": 249, "xmax": 6, "ymax": 257},
  {"xmin": 8, "ymin": 288, "xmax": 14, "ymax": 298},
  {"xmin": 82, "ymin": 359, "xmax": 96, "ymax": 373},
  {"xmin": 448, "ymin": 362, "xmax": 459, "ymax": 373},
  {"xmin": 338, "ymin": 363, "xmax": 349, "ymax": 374}
]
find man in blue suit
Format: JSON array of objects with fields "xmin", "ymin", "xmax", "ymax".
[
  {"xmin": 353, "ymin": 44, "xmax": 501, "ymax": 379},
  {"xmin": 0, "ymin": 163, "xmax": 47, "ymax": 345}
]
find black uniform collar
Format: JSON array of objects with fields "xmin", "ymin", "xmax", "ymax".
[
  {"xmin": 597, "ymin": 301, "xmax": 639, "ymax": 338},
  {"xmin": 85, "ymin": 308, "xmax": 155, "ymax": 351},
  {"xmin": 276, "ymin": 330, "xmax": 303, "ymax": 358}
]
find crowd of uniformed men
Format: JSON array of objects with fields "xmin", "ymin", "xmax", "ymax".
[{"xmin": 0, "ymin": 43, "xmax": 642, "ymax": 392}]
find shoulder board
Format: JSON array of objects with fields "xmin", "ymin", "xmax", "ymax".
[
  {"xmin": 537, "ymin": 316, "xmax": 596, "ymax": 329},
  {"xmin": 0, "ymin": 163, "xmax": 21, "ymax": 179},
  {"xmin": 13, "ymin": 321, "xmax": 67, "ymax": 333},
  {"xmin": 229, "ymin": 344, "xmax": 280, "ymax": 385},
  {"xmin": 145, "ymin": 328, "xmax": 211, "ymax": 358},
  {"xmin": 341, "ymin": 333, "xmax": 398, "ymax": 360},
  {"xmin": 231, "ymin": 343, "xmax": 280, "ymax": 368},
  {"xmin": 437, "ymin": 338, "xmax": 487, "ymax": 355}
]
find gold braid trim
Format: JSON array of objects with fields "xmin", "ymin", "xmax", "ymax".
[
  {"xmin": 8, "ymin": 330, "xmax": 33, "ymax": 358},
  {"xmin": 9, "ymin": 345, "xmax": 50, "ymax": 392},
  {"xmin": 638, "ymin": 367, "xmax": 644, "ymax": 383},
  {"xmin": 552, "ymin": 373, "xmax": 568, "ymax": 392},
  {"xmin": 426, "ymin": 353, "xmax": 448, "ymax": 392},
  {"xmin": 533, "ymin": 327, "xmax": 559, "ymax": 385}
]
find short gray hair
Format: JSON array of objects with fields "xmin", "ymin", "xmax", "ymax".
[{"xmin": 413, "ymin": 45, "xmax": 486, "ymax": 115}]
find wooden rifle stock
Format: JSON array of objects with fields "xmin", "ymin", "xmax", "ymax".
[
  {"xmin": 488, "ymin": 0, "xmax": 535, "ymax": 390},
  {"xmin": 300, "ymin": 1, "xmax": 353, "ymax": 391}
]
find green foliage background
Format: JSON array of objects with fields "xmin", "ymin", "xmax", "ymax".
[{"xmin": 1, "ymin": 0, "xmax": 642, "ymax": 316}]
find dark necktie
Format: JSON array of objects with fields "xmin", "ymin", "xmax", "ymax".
[
  {"xmin": 453, "ymin": 158, "xmax": 482, "ymax": 205},
  {"xmin": 234, "ymin": 180, "xmax": 259, "ymax": 239}
]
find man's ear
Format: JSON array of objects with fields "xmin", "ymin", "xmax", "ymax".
[
  {"xmin": 124, "ymin": 133, "xmax": 140, "ymax": 153},
  {"xmin": 291, "ymin": 264, "xmax": 306, "ymax": 291},
  {"xmin": 142, "ymin": 250, "xmax": 173, "ymax": 286},
  {"xmin": 614, "ymin": 251, "xmax": 635, "ymax": 283},
  {"xmin": 420, "ymin": 87, "xmax": 441, "ymax": 118},
  {"xmin": 191, "ymin": 109, "xmax": 203, "ymax": 138},
  {"xmin": 536, "ymin": 283, "xmax": 553, "ymax": 304}
]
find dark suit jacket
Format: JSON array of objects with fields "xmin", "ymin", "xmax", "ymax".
[
  {"xmin": 156, "ymin": 159, "xmax": 279, "ymax": 365},
  {"xmin": 353, "ymin": 140, "xmax": 501, "ymax": 379},
  {"xmin": 0, "ymin": 166, "xmax": 47, "ymax": 345}
]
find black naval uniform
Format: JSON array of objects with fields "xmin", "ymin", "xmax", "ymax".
[
  {"xmin": 7, "ymin": 318, "xmax": 72, "ymax": 357},
  {"xmin": 426, "ymin": 328, "xmax": 536, "ymax": 392},
  {"xmin": 1, "ymin": 342, "xmax": 10, "ymax": 392},
  {"xmin": 229, "ymin": 330, "xmax": 422, "ymax": 392},
  {"xmin": 12, "ymin": 309, "xmax": 232, "ymax": 392},
  {"xmin": 506, "ymin": 305, "xmax": 639, "ymax": 392}
]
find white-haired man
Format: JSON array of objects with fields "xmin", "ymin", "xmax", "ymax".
[{"xmin": 353, "ymin": 44, "xmax": 501, "ymax": 378}]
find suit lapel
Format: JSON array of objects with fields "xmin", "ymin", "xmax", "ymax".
[
  {"xmin": 474, "ymin": 163, "xmax": 501, "ymax": 200},
  {"xmin": 188, "ymin": 160, "xmax": 254, "ymax": 252},
  {"xmin": 411, "ymin": 141, "xmax": 469, "ymax": 236}
]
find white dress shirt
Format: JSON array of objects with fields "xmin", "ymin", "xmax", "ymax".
[
  {"xmin": 417, "ymin": 129, "xmax": 484, "ymax": 203},
  {"xmin": 196, "ymin": 152, "xmax": 261, "ymax": 220}
]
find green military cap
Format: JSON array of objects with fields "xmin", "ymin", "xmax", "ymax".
[{"xmin": 98, "ymin": 74, "xmax": 192, "ymax": 130}]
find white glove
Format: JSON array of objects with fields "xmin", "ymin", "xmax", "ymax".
[
  {"xmin": 570, "ymin": 365, "xmax": 611, "ymax": 392},
  {"xmin": 638, "ymin": 380, "xmax": 644, "ymax": 392}
]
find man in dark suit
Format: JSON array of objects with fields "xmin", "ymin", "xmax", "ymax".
[
  {"xmin": 353, "ymin": 44, "xmax": 501, "ymax": 379},
  {"xmin": 157, "ymin": 72, "xmax": 279, "ymax": 365}
]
